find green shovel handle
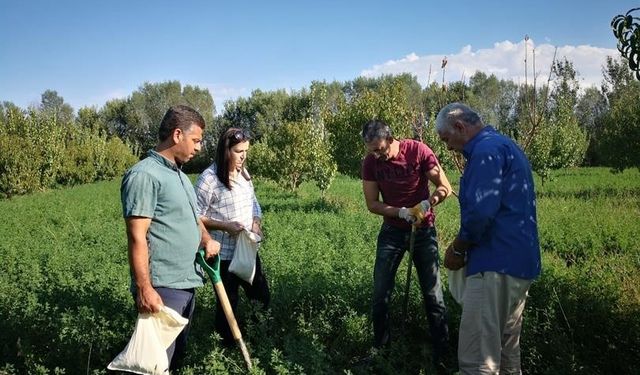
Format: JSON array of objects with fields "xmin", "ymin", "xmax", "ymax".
[{"xmin": 196, "ymin": 249, "xmax": 221, "ymax": 284}]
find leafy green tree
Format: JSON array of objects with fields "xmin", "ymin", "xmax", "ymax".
[
  {"xmin": 512, "ymin": 58, "xmax": 587, "ymax": 182},
  {"xmin": 39, "ymin": 90, "xmax": 74, "ymax": 124},
  {"xmin": 576, "ymin": 87, "xmax": 608, "ymax": 165},
  {"xmin": 76, "ymin": 106, "xmax": 105, "ymax": 133},
  {"xmin": 221, "ymin": 89, "xmax": 301, "ymax": 141},
  {"xmin": 576, "ymin": 87, "xmax": 608, "ymax": 133},
  {"xmin": 611, "ymin": 7, "xmax": 640, "ymax": 79},
  {"xmin": 99, "ymin": 81, "xmax": 215, "ymax": 171},
  {"xmin": 597, "ymin": 57, "xmax": 640, "ymax": 171},
  {"xmin": 466, "ymin": 72, "xmax": 503, "ymax": 125},
  {"xmin": 547, "ymin": 58, "xmax": 588, "ymax": 168},
  {"xmin": 326, "ymin": 77, "xmax": 416, "ymax": 177},
  {"xmin": 249, "ymin": 119, "xmax": 336, "ymax": 192},
  {"xmin": 100, "ymin": 98, "xmax": 130, "ymax": 140}
]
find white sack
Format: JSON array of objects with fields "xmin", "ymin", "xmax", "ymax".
[
  {"xmin": 107, "ymin": 306, "xmax": 188, "ymax": 375},
  {"xmin": 229, "ymin": 229, "xmax": 261, "ymax": 284}
]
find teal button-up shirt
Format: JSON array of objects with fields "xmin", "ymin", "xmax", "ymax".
[{"xmin": 121, "ymin": 150, "xmax": 205, "ymax": 290}]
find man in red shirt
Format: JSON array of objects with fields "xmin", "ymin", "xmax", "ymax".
[{"xmin": 361, "ymin": 119, "xmax": 453, "ymax": 371}]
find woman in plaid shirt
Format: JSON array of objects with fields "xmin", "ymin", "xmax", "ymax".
[{"xmin": 195, "ymin": 127, "xmax": 270, "ymax": 346}]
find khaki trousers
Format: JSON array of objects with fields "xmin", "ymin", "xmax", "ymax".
[{"xmin": 458, "ymin": 272, "xmax": 532, "ymax": 375}]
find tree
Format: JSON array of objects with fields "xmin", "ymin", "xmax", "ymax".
[
  {"xmin": 99, "ymin": 81, "xmax": 216, "ymax": 170},
  {"xmin": 576, "ymin": 87, "xmax": 608, "ymax": 165},
  {"xmin": 547, "ymin": 58, "xmax": 588, "ymax": 169},
  {"xmin": 77, "ymin": 106, "xmax": 103, "ymax": 132},
  {"xmin": 575, "ymin": 87, "xmax": 608, "ymax": 133},
  {"xmin": 220, "ymin": 89, "xmax": 304, "ymax": 141},
  {"xmin": 596, "ymin": 57, "xmax": 640, "ymax": 171},
  {"xmin": 249, "ymin": 119, "xmax": 336, "ymax": 192},
  {"xmin": 40, "ymin": 90, "xmax": 74, "ymax": 124},
  {"xmin": 326, "ymin": 77, "xmax": 417, "ymax": 177},
  {"xmin": 611, "ymin": 7, "xmax": 640, "ymax": 79},
  {"xmin": 466, "ymin": 72, "xmax": 503, "ymax": 125}
]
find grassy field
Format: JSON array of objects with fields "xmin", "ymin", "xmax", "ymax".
[{"xmin": 0, "ymin": 167, "xmax": 639, "ymax": 374}]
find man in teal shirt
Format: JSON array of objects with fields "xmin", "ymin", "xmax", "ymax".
[{"xmin": 121, "ymin": 105, "xmax": 220, "ymax": 370}]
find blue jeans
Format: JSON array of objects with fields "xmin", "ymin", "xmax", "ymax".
[{"xmin": 372, "ymin": 223, "xmax": 449, "ymax": 361}]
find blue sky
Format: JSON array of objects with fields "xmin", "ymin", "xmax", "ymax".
[{"xmin": 1, "ymin": 1, "xmax": 637, "ymax": 112}]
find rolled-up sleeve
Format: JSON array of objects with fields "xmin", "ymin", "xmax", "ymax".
[{"xmin": 252, "ymin": 196, "xmax": 262, "ymax": 219}]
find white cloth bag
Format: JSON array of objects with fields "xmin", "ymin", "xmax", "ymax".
[
  {"xmin": 448, "ymin": 266, "xmax": 467, "ymax": 306},
  {"xmin": 229, "ymin": 229, "xmax": 261, "ymax": 284},
  {"xmin": 107, "ymin": 306, "xmax": 188, "ymax": 375}
]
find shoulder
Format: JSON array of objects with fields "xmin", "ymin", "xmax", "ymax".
[
  {"xmin": 362, "ymin": 154, "xmax": 376, "ymax": 168},
  {"xmin": 475, "ymin": 131, "xmax": 514, "ymax": 154},
  {"xmin": 195, "ymin": 163, "xmax": 224, "ymax": 192},
  {"xmin": 123, "ymin": 159, "xmax": 157, "ymax": 183},
  {"xmin": 196, "ymin": 164, "xmax": 219, "ymax": 182},
  {"xmin": 124, "ymin": 156, "xmax": 164, "ymax": 179},
  {"xmin": 401, "ymin": 139, "xmax": 432, "ymax": 152},
  {"xmin": 401, "ymin": 139, "xmax": 435, "ymax": 160}
]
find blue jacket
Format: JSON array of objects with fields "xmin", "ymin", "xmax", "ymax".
[{"xmin": 459, "ymin": 126, "xmax": 541, "ymax": 280}]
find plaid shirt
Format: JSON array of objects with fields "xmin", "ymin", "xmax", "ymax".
[{"xmin": 195, "ymin": 164, "xmax": 262, "ymax": 260}]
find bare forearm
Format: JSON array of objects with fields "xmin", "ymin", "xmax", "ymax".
[
  {"xmin": 367, "ymin": 200, "xmax": 402, "ymax": 218},
  {"xmin": 200, "ymin": 216, "xmax": 228, "ymax": 231},
  {"xmin": 198, "ymin": 220, "xmax": 212, "ymax": 245},
  {"xmin": 430, "ymin": 185, "xmax": 451, "ymax": 206},
  {"xmin": 128, "ymin": 241, "xmax": 152, "ymax": 290}
]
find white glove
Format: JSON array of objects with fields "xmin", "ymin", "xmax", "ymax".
[
  {"xmin": 415, "ymin": 200, "xmax": 431, "ymax": 214},
  {"xmin": 399, "ymin": 200, "xmax": 431, "ymax": 225},
  {"xmin": 398, "ymin": 207, "xmax": 416, "ymax": 224}
]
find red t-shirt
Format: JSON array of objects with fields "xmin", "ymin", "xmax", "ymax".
[{"xmin": 361, "ymin": 139, "xmax": 439, "ymax": 229}]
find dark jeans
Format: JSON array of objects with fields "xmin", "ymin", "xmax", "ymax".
[
  {"xmin": 215, "ymin": 254, "xmax": 270, "ymax": 344},
  {"xmin": 132, "ymin": 287, "xmax": 196, "ymax": 370},
  {"xmin": 372, "ymin": 223, "xmax": 449, "ymax": 361}
]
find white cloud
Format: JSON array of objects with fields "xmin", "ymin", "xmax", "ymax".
[{"xmin": 361, "ymin": 39, "xmax": 618, "ymax": 90}]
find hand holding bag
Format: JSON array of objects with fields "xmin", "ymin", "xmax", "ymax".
[
  {"xmin": 108, "ymin": 306, "xmax": 188, "ymax": 375},
  {"xmin": 229, "ymin": 229, "xmax": 261, "ymax": 284}
]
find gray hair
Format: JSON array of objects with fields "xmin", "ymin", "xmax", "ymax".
[
  {"xmin": 435, "ymin": 103, "xmax": 483, "ymax": 134},
  {"xmin": 361, "ymin": 119, "xmax": 393, "ymax": 143}
]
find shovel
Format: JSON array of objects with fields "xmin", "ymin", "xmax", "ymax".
[
  {"xmin": 196, "ymin": 250, "xmax": 253, "ymax": 370},
  {"xmin": 401, "ymin": 200, "xmax": 431, "ymax": 326}
]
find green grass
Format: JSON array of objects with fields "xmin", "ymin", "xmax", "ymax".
[{"xmin": 0, "ymin": 168, "xmax": 639, "ymax": 374}]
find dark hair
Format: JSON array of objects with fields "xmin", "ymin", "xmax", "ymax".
[
  {"xmin": 158, "ymin": 105, "xmax": 206, "ymax": 141},
  {"xmin": 215, "ymin": 127, "xmax": 251, "ymax": 189},
  {"xmin": 362, "ymin": 119, "xmax": 393, "ymax": 143}
]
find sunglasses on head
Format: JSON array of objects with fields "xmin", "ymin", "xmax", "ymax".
[{"xmin": 231, "ymin": 129, "xmax": 251, "ymax": 141}]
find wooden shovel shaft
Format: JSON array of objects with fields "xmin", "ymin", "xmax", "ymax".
[
  {"xmin": 402, "ymin": 225, "xmax": 417, "ymax": 324},
  {"xmin": 214, "ymin": 281, "xmax": 253, "ymax": 370}
]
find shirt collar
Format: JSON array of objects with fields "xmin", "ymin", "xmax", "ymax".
[
  {"xmin": 462, "ymin": 126, "xmax": 496, "ymax": 159},
  {"xmin": 148, "ymin": 149, "xmax": 180, "ymax": 171}
]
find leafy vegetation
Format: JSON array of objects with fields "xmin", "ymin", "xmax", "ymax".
[
  {"xmin": 612, "ymin": 7, "xmax": 640, "ymax": 79},
  {"xmin": 0, "ymin": 168, "xmax": 638, "ymax": 374},
  {"xmin": 0, "ymin": 106, "xmax": 136, "ymax": 198}
]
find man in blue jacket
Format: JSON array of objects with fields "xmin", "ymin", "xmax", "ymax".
[{"xmin": 435, "ymin": 103, "xmax": 541, "ymax": 375}]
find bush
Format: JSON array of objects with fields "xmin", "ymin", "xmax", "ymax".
[
  {"xmin": 0, "ymin": 134, "xmax": 44, "ymax": 197},
  {"xmin": 0, "ymin": 107, "xmax": 137, "ymax": 197}
]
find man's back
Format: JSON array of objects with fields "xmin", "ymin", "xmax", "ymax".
[{"xmin": 459, "ymin": 127, "xmax": 541, "ymax": 279}]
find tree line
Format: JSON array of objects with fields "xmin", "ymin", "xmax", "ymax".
[{"xmin": 1, "ymin": 56, "xmax": 638, "ymax": 198}]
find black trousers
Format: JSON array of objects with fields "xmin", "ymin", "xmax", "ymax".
[{"xmin": 214, "ymin": 254, "xmax": 270, "ymax": 343}]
